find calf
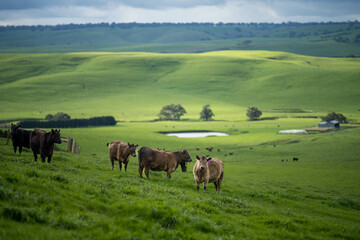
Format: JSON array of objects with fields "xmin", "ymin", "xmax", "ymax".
[
  {"xmin": 30, "ymin": 129, "xmax": 62, "ymax": 163},
  {"xmin": 138, "ymin": 147, "xmax": 192, "ymax": 180},
  {"xmin": 193, "ymin": 155, "xmax": 224, "ymax": 192},
  {"xmin": 107, "ymin": 141, "xmax": 138, "ymax": 171},
  {"xmin": 10, "ymin": 123, "xmax": 31, "ymax": 154}
]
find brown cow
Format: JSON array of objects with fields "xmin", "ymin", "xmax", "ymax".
[
  {"xmin": 10, "ymin": 123, "xmax": 31, "ymax": 154},
  {"xmin": 107, "ymin": 141, "xmax": 138, "ymax": 171},
  {"xmin": 138, "ymin": 147, "xmax": 192, "ymax": 180},
  {"xmin": 30, "ymin": 129, "xmax": 62, "ymax": 163},
  {"xmin": 193, "ymin": 155, "xmax": 224, "ymax": 192}
]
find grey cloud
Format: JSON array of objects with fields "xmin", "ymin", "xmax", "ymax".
[{"xmin": 0, "ymin": 0, "xmax": 227, "ymax": 10}]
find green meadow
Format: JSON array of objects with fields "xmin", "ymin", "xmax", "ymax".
[{"xmin": 1, "ymin": 50, "xmax": 360, "ymax": 239}]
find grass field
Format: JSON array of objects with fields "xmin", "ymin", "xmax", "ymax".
[
  {"xmin": 0, "ymin": 50, "xmax": 360, "ymax": 239},
  {"xmin": 0, "ymin": 51, "xmax": 359, "ymax": 122},
  {"xmin": 1, "ymin": 124, "xmax": 360, "ymax": 239}
]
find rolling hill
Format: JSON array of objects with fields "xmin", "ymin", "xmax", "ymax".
[{"xmin": 0, "ymin": 51, "xmax": 359, "ymax": 122}]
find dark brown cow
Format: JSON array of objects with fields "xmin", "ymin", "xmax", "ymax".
[
  {"xmin": 107, "ymin": 141, "xmax": 138, "ymax": 171},
  {"xmin": 138, "ymin": 147, "xmax": 192, "ymax": 180},
  {"xmin": 193, "ymin": 155, "xmax": 224, "ymax": 192},
  {"xmin": 30, "ymin": 129, "xmax": 62, "ymax": 163},
  {"xmin": 10, "ymin": 123, "xmax": 31, "ymax": 154}
]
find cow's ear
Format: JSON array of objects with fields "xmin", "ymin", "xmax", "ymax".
[
  {"xmin": 135, "ymin": 145, "xmax": 138, "ymax": 149},
  {"xmin": 11, "ymin": 123, "xmax": 14, "ymax": 127},
  {"xmin": 128, "ymin": 142, "xmax": 131, "ymax": 146},
  {"xmin": 182, "ymin": 149, "xmax": 187, "ymax": 154},
  {"xmin": 196, "ymin": 155, "xmax": 200, "ymax": 160},
  {"xmin": 207, "ymin": 158, "xmax": 212, "ymax": 162},
  {"xmin": 51, "ymin": 129, "xmax": 54, "ymax": 133}
]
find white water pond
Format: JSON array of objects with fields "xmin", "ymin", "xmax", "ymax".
[{"xmin": 165, "ymin": 132, "xmax": 229, "ymax": 138}]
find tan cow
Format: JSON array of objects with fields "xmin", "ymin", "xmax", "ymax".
[
  {"xmin": 193, "ymin": 155, "xmax": 224, "ymax": 192},
  {"xmin": 107, "ymin": 141, "xmax": 138, "ymax": 171},
  {"xmin": 138, "ymin": 146, "xmax": 192, "ymax": 180}
]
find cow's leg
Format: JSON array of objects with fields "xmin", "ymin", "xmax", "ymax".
[
  {"xmin": 19, "ymin": 146, "xmax": 22, "ymax": 154},
  {"xmin": 166, "ymin": 171, "xmax": 171, "ymax": 179},
  {"xmin": 32, "ymin": 151, "xmax": 38, "ymax": 162},
  {"xmin": 13, "ymin": 145, "xmax": 17, "ymax": 153},
  {"xmin": 145, "ymin": 167, "xmax": 151, "ymax": 180},
  {"xmin": 118, "ymin": 161, "xmax": 122, "ymax": 171},
  {"xmin": 204, "ymin": 180, "xmax": 208, "ymax": 191},
  {"xmin": 196, "ymin": 181, "xmax": 200, "ymax": 191},
  {"xmin": 217, "ymin": 173, "xmax": 223, "ymax": 192},
  {"xmin": 110, "ymin": 158, "xmax": 114, "ymax": 170},
  {"xmin": 47, "ymin": 154, "xmax": 52, "ymax": 163},
  {"xmin": 41, "ymin": 155, "xmax": 46, "ymax": 163},
  {"xmin": 125, "ymin": 161, "xmax": 128, "ymax": 172},
  {"xmin": 214, "ymin": 181, "xmax": 218, "ymax": 192},
  {"xmin": 138, "ymin": 163, "xmax": 144, "ymax": 178}
]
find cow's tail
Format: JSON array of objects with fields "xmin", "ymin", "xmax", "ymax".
[{"xmin": 138, "ymin": 147, "xmax": 145, "ymax": 168}]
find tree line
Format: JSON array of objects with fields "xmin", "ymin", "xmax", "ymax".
[
  {"xmin": 1, "ymin": 21, "xmax": 358, "ymax": 32},
  {"xmin": 19, "ymin": 116, "xmax": 116, "ymax": 128}
]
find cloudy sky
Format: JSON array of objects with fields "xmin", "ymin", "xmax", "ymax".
[{"xmin": 0, "ymin": 0, "xmax": 359, "ymax": 26}]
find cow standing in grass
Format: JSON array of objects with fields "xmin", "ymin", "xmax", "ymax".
[
  {"xmin": 10, "ymin": 123, "xmax": 31, "ymax": 154},
  {"xmin": 138, "ymin": 147, "xmax": 192, "ymax": 180},
  {"xmin": 107, "ymin": 141, "xmax": 138, "ymax": 171},
  {"xmin": 193, "ymin": 155, "xmax": 224, "ymax": 192},
  {"xmin": 30, "ymin": 129, "xmax": 62, "ymax": 163}
]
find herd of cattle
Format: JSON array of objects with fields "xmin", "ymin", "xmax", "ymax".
[{"xmin": 10, "ymin": 124, "xmax": 224, "ymax": 192}]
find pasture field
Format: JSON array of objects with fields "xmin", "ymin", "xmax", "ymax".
[{"xmin": 0, "ymin": 122, "xmax": 360, "ymax": 239}]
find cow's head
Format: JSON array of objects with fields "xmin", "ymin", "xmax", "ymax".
[
  {"xmin": 196, "ymin": 155, "xmax": 211, "ymax": 172},
  {"xmin": 181, "ymin": 149, "xmax": 192, "ymax": 163},
  {"xmin": 128, "ymin": 143, "xmax": 138, "ymax": 157},
  {"xmin": 50, "ymin": 129, "xmax": 62, "ymax": 144},
  {"xmin": 11, "ymin": 123, "xmax": 22, "ymax": 136}
]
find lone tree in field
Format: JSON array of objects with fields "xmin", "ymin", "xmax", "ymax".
[
  {"xmin": 200, "ymin": 104, "xmax": 215, "ymax": 121},
  {"xmin": 322, "ymin": 112, "xmax": 348, "ymax": 123},
  {"xmin": 246, "ymin": 106, "xmax": 262, "ymax": 121},
  {"xmin": 158, "ymin": 104, "xmax": 187, "ymax": 120}
]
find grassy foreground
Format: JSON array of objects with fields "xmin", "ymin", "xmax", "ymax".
[{"xmin": 1, "ymin": 122, "xmax": 360, "ymax": 239}]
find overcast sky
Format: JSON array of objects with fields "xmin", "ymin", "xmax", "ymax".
[{"xmin": 0, "ymin": 0, "xmax": 359, "ymax": 26}]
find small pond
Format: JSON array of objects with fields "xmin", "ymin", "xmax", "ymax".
[{"xmin": 165, "ymin": 132, "xmax": 229, "ymax": 138}]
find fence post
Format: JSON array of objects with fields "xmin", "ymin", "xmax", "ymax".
[
  {"xmin": 6, "ymin": 129, "xmax": 10, "ymax": 145},
  {"xmin": 67, "ymin": 137, "xmax": 73, "ymax": 153},
  {"xmin": 72, "ymin": 140, "xmax": 77, "ymax": 154}
]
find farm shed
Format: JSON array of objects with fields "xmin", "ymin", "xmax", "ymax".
[
  {"xmin": 278, "ymin": 129, "xmax": 307, "ymax": 134},
  {"xmin": 318, "ymin": 120, "xmax": 340, "ymax": 128}
]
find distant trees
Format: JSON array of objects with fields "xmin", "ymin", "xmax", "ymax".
[
  {"xmin": 322, "ymin": 112, "xmax": 348, "ymax": 123},
  {"xmin": 200, "ymin": 104, "xmax": 215, "ymax": 121},
  {"xmin": 158, "ymin": 104, "xmax": 187, "ymax": 120},
  {"xmin": 246, "ymin": 107, "xmax": 262, "ymax": 121}
]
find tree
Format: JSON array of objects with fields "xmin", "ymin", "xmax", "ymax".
[
  {"xmin": 322, "ymin": 112, "xmax": 348, "ymax": 123},
  {"xmin": 53, "ymin": 112, "xmax": 71, "ymax": 121},
  {"xmin": 158, "ymin": 104, "xmax": 187, "ymax": 120},
  {"xmin": 246, "ymin": 107, "xmax": 262, "ymax": 120},
  {"xmin": 200, "ymin": 104, "xmax": 215, "ymax": 121},
  {"xmin": 45, "ymin": 114, "xmax": 54, "ymax": 121}
]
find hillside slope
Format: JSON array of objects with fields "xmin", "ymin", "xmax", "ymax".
[{"xmin": 0, "ymin": 51, "xmax": 359, "ymax": 121}]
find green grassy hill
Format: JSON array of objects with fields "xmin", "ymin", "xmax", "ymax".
[{"xmin": 0, "ymin": 51, "xmax": 359, "ymax": 122}]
